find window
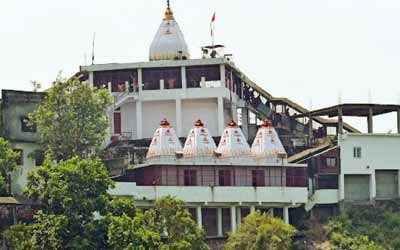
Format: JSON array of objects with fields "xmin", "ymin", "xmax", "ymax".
[
  {"xmin": 35, "ymin": 151, "xmax": 45, "ymax": 166},
  {"xmin": 252, "ymin": 170, "xmax": 265, "ymax": 186},
  {"xmin": 218, "ymin": 170, "xmax": 232, "ymax": 186},
  {"xmin": 113, "ymin": 112, "xmax": 121, "ymax": 134},
  {"xmin": 93, "ymin": 70, "xmax": 138, "ymax": 92},
  {"xmin": 184, "ymin": 169, "xmax": 197, "ymax": 186},
  {"xmin": 353, "ymin": 147, "xmax": 362, "ymax": 158},
  {"xmin": 325, "ymin": 158, "xmax": 337, "ymax": 167},
  {"xmin": 14, "ymin": 149, "xmax": 23, "ymax": 166},
  {"xmin": 142, "ymin": 67, "xmax": 182, "ymax": 90},
  {"xmin": 20, "ymin": 116, "xmax": 36, "ymax": 133},
  {"xmin": 186, "ymin": 65, "xmax": 220, "ymax": 88}
]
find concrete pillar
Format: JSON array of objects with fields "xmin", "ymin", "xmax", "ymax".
[
  {"xmin": 108, "ymin": 82, "xmax": 112, "ymax": 93},
  {"xmin": 88, "ymin": 72, "xmax": 94, "ymax": 87},
  {"xmin": 197, "ymin": 206, "xmax": 202, "ymax": 228},
  {"xmin": 138, "ymin": 68, "xmax": 143, "ymax": 92},
  {"xmin": 398, "ymin": 170, "xmax": 400, "ymax": 198},
  {"xmin": 339, "ymin": 174, "xmax": 345, "ymax": 201},
  {"xmin": 218, "ymin": 97, "xmax": 225, "ymax": 135},
  {"xmin": 308, "ymin": 114, "xmax": 313, "ymax": 146},
  {"xmin": 220, "ymin": 64, "xmax": 226, "ymax": 87},
  {"xmin": 160, "ymin": 79, "xmax": 164, "ymax": 90},
  {"xmin": 176, "ymin": 99, "xmax": 183, "ymax": 137},
  {"xmin": 181, "ymin": 66, "xmax": 187, "ymax": 89},
  {"xmin": 136, "ymin": 101, "xmax": 143, "ymax": 139},
  {"xmin": 283, "ymin": 207, "xmax": 289, "ymax": 224},
  {"xmin": 338, "ymin": 107, "xmax": 344, "ymax": 135},
  {"xmin": 231, "ymin": 103, "xmax": 238, "ymax": 122},
  {"xmin": 230, "ymin": 206, "xmax": 237, "ymax": 232},
  {"xmin": 397, "ymin": 109, "xmax": 400, "ymax": 134},
  {"xmin": 367, "ymin": 108, "xmax": 374, "ymax": 133},
  {"xmin": 236, "ymin": 207, "xmax": 242, "ymax": 225},
  {"xmin": 269, "ymin": 208, "xmax": 274, "ymax": 217},
  {"xmin": 125, "ymin": 81, "xmax": 129, "ymax": 93},
  {"xmin": 242, "ymin": 108, "xmax": 249, "ymax": 140},
  {"xmin": 217, "ymin": 208, "xmax": 223, "ymax": 237},
  {"xmin": 250, "ymin": 205, "xmax": 256, "ymax": 214},
  {"xmin": 370, "ymin": 171, "xmax": 376, "ymax": 201}
]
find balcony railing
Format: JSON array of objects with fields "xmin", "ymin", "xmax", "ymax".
[{"xmin": 135, "ymin": 169, "xmax": 307, "ymax": 188}]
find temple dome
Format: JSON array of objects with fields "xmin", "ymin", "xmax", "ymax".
[
  {"xmin": 149, "ymin": 2, "xmax": 190, "ymax": 61},
  {"xmin": 146, "ymin": 118, "xmax": 182, "ymax": 162},
  {"xmin": 183, "ymin": 119, "xmax": 217, "ymax": 158},
  {"xmin": 251, "ymin": 119, "xmax": 287, "ymax": 165},
  {"xmin": 215, "ymin": 120, "xmax": 251, "ymax": 158}
]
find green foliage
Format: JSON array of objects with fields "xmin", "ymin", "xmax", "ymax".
[
  {"xmin": 154, "ymin": 196, "xmax": 209, "ymax": 250},
  {"xmin": 324, "ymin": 203, "xmax": 400, "ymax": 250},
  {"xmin": 107, "ymin": 197, "xmax": 138, "ymax": 218},
  {"xmin": 107, "ymin": 213, "xmax": 161, "ymax": 250},
  {"xmin": 25, "ymin": 157, "xmax": 114, "ymax": 218},
  {"xmin": 0, "ymin": 137, "xmax": 20, "ymax": 195},
  {"xmin": 5, "ymin": 177, "xmax": 208, "ymax": 250},
  {"xmin": 223, "ymin": 211, "xmax": 297, "ymax": 250},
  {"xmin": 29, "ymin": 76, "xmax": 112, "ymax": 161},
  {"xmin": 4, "ymin": 157, "xmax": 115, "ymax": 250},
  {"xmin": 107, "ymin": 196, "xmax": 209, "ymax": 250}
]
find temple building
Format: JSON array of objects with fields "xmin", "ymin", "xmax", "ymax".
[
  {"xmin": 111, "ymin": 118, "xmax": 308, "ymax": 238},
  {"xmin": 2, "ymin": 1, "xmax": 400, "ymax": 249},
  {"xmin": 77, "ymin": 1, "xmax": 400, "ymax": 230}
]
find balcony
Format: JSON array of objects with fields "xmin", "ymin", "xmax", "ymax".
[{"xmin": 110, "ymin": 182, "xmax": 308, "ymax": 204}]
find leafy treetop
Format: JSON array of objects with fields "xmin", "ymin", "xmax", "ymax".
[{"xmin": 29, "ymin": 76, "xmax": 112, "ymax": 161}]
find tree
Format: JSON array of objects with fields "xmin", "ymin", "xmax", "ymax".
[
  {"xmin": 223, "ymin": 212, "xmax": 296, "ymax": 250},
  {"xmin": 29, "ymin": 76, "xmax": 112, "ymax": 161},
  {"xmin": 25, "ymin": 157, "xmax": 113, "ymax": 217},
  {"xmin": 0, "ymin": 137, "xmax": 20, "ymax": 195},
  {"xmin": 147, "ymin": 196, "xmax": 209, "ymax": 250},
  {"xmin": 4, "ymin": 157, "xmax": 114, "ymax": 250},
  {"xmin": 106, "ymin": 196, "xmax": 209, "ymax": 250},
  {"xmin": 107, "ymin": 213, "xmax": 161, "ymax": 250},
  {"xmin": 325, "ymin": 212, "xmax": 388, "ymax": 250}
]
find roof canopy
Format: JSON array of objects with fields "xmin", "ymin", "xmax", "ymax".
[
  {"xmin": 292, "ymin": 103, "xmax": 400, "ymax": 118},
  {"xmin": 183, "ymin": 119, "xmax": 217, "ymax": 158}
]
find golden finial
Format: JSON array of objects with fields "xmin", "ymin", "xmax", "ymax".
[{"xmin": 164, "ymin": 0, "xmax": 174, "ymax": 20}]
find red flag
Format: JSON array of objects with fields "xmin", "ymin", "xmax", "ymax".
[{"xmin": 211, "ymin": 12, "xmax": 216, "ymax": 23}]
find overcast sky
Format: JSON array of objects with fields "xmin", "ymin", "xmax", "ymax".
[{"xmin": 1, "ymin": 0, "xmax": 399, "ymax": 132}]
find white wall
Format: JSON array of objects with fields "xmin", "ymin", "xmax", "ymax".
[
  {"xmin": 121, "ymin": 102, "xmax": 136, "ymax": 139},
  {"xmin": 111, "ymin": 182, "xmax": 308, "ymax": 204},
  {"xmin": 10, "ymin": 142, "xmax": 40, "ymax": 195},
  {"xmin": 338, "ymin": 133, "xmax": 400, "ymax": 201},
  {"xmin": 182, "ymin": 99, "xmax": 219, "ymax": 137},
  {"xmin": 142, "ymin": 100, "xmax": 177, "ymax": 138},
  {"xmin": 339, "ymin": 133, "xmax": 400, "ymax": 175}
]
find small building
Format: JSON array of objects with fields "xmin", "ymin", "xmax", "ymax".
[
  {"xmin": 111, "ymin": 118, "xmax": 308, "ymax": 237},
  {"xmin": 290, "ymin": 103, "xmax": 400, "ymax": 218},
  {"xmin": 1, "ymin": 90, "xmax": 45, "ymax": 195}
]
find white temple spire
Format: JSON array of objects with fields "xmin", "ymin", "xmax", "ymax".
[
  {"xmin": 149, "ymin": 0, "xmax": 190, "ymax": 61},
  {"xmin": 251, "ymin": 119, "xmax": 287, "ymax": 165},
  {"xmin": 146, "ymin": 118, "xmax": 182, "ymax": 163},
  {"xmin": 215, "ymin": 120, "xmax": 251, "ymax": 158},
  {"xmin": 183, "ymin": 119, "xmax": 217, "ymax": 158}
]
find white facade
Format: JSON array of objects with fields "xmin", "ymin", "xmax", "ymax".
[
  {"xmin": 82, "ymin": 58, "xmax": 243, "ymax": 142},
  {"xmin": 338, "ymin": 133, "xmax": 400, "ymax": 201},
  {"xmin": 9, "ymin": 142, "xmax": 41, "ymax": 195},
  {"xmin": 111, "ymin": 182, "xmax": 308, "ymax": 206}
]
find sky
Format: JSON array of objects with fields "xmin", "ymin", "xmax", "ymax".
[{"xmin": 1, "ymin": 0, "xmax": 399, "ymax": 132}]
